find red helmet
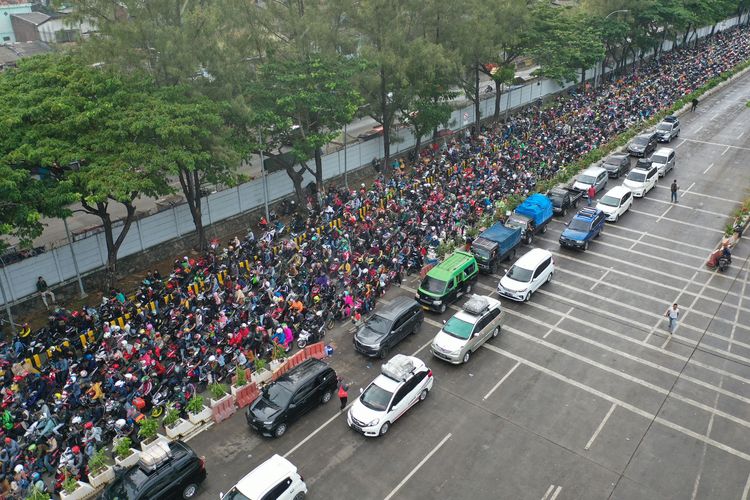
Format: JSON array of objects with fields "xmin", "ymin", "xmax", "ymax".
[
  {"xmin": 72, "ymin": 446, "xmax": 81, "ymax": 454},
  {"xmin": 84, "ymin": 422, "xmax": 93, "ymax": 430},
  {"xmin": 216, "ymin": 349, "xmax": 222, "ymax": 355}
]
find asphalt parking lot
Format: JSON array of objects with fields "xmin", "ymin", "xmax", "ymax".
[{"xmin": 189, "ymin": 71, "xmax": 750, "ymax": 500}]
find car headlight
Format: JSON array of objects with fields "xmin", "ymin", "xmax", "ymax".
[
  {"xmin": 263, "ymin": 420, "xmax": 274, "ymax": 425},
  {"xmin": 449, "ymin": 348, "xmax": 462, "ymax": 356},
  {"xmin": 433, "ymin": 300, "xmax": 442, "ymax": 305},
  {"xmin": 366, "ymin": 419, "xmax": 379, "ymax": 426}
]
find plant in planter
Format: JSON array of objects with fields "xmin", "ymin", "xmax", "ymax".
[
  {"xmin": 186, "ymin": 394, "xmax": 211, "ymax": 424},
  {"xmin": 163, "ymin": 404, "xmax": 197, "ymax": 438},
  {"xmin": 254, "ymin": 358, "xmax": 267, "ymax": 372},
  {"xmin": 271, "ymin": 342, "xmax": 287, "ymax": 361},
  {"xmin": 88, "ymin": 446, "xmax": 115, "ymax": 488},
  {"xmin": 115, "ymin": 437, "xmax": 134, "ymax": 460},
  {"xmin": 234, "ymin": 364, "xmax": 247, "ymax": 387},
  {"xmin": 62, "ymin": 474, "xmax": 79, "ymax": 495},
  {"xmin": 138, "ymin": 417, "xmax": 159, "ymax": 447},
  {"xmin": 209, "ymin": 382, "xmax": 228, "ymax": 400},
  {"xmin": 252, "ymin": 358, "xmax": 272, "ymax": 385},
  {"xmin": 26, "ymin": 485, "xmax": 50, "ymax": 500},
  {"xmin": 163, "ymin": 406, "xmax": 181, "ymax": 428}
]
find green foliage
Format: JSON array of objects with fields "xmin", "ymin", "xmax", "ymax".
[
  {"xmin": 137, "ymin": 417, "xmax": 159, "ymax": 441},
  {"xmin": 234, "ymin": 366, "xmax": 247, "ymax": 387},
  {"xmin": 209, "ymin": 382, "xmax": 228, "ymax": 399},
  {"xmin": 271, "ymin": 342, "xmax": 287, "ymax": 361},
  {"xmin": 25, "ymin": 485, "xmax": 50, "ymax": 500},
  {"xmin": 88, "ymin": 447, "xmax": 109, "ymax": 476},
  {"xmin": 62, "ymin": 474, "xmax": 79, "ymax": 494},
  {"xmin": 114, "ymin": 437, "xmax": 133, "ymax": 459},
  {"xmin": 186, "ymin": 395, "xmax": 205, "ymax": 415},
  {"xmin": 162, "ymin": 406, "xmax": 181, "ymax": 428},
  {"xmin": 254, "ymin": 358, "xmax": 268, "ymax": 373}
]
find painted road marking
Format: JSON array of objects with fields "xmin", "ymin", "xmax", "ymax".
[
  {"xmin": 703, "ymin": 162, "xmax": 715, "ymax": 174},
  {"xmin": 542, "ymin": 485, "xmax": 562, "ymax": 500},
  {"xmin": 652, "ymin": 184, "xmax": 741, "ymax": 204},
  {"xmin": 682, "ymin": 138, "xmax": 750, "ymax": 152},
  {"xmin": 383, "ymin": 433, "xmax": 452, "ymax": 500},
  {"xmin": 585, "ymin": 403, "xmax": 617, "ymax": 450},
  {"xmin": 722, "ymin": 145, "xmax": 732, "ymax": 156},
  {"xmin": 544, "ymin": 307, "xmax": 574, "ymax": 339},
  {"xmin": 483, "ymin": 361, "xmax": 520, "ymax": 400}
]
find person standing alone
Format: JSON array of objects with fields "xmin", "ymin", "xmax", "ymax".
[
  {"xmin": 587, "ymin": 185, "xmax": 596, "ymax": 206},
  {"xmin": 36, "ymin": 276, "xmax": 55, "ymax": 310},
  {"xmin": 665, "ymin": 303, "xmax": 680, "ymax": 334},
  {"xmin": 338, "ymin": 382, "xmax": 349, "ymax": 410},
  {"xmin": 671, "ymin": 180, "xmax": 679, "ymax": 203}
]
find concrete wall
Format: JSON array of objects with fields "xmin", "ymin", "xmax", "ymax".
[
  {"xmin": 0, "ymin": 4, "xmax": 32, "ymax": 42},
  {"xmin": 1, "ymin": 13, "xmax": 746, "ymax": 306}
]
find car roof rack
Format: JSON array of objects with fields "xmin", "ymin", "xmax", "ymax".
[
  {"xmin": 138, "ymin": 441, "xmax": 172, "ymax": 472},
  {"xmin": 577, "ymin": 207, "xmax": 598, "ymax": 219},
  {"xmin": 381, "ymin": 354, "xmax": 416, "ymax": 382},
  {"xmin": 463, "ymin": 295, "xmax": 490, "ymax": 315}
]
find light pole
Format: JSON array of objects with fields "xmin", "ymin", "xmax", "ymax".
[
  {"xmin": 63, "ymin": 217, "xmax": 86, "ymax": 298},
  {"xmin": 343, "ymin": 103, "xmax": 370, "ymax": 191},
  {"xmin": 258, "ymin": 130, "xmax": 269, "ymax": 221},
  {"xmin": 0, "ymin": 256, "xmax": 14, "ymax": 334},
  {"xmin": 595, "ymin": 9, "xmax": 630, "ymax": 89}
]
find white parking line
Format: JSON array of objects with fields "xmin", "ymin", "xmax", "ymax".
[
  {"xmin": 601, "ymin": 231, "xmax": 706, "ymax": 263},
  {"xmin": 584, "ymin": 403, "xmax": 617, "ymax": 450},
  {"xmin": 694, "ymin": 126, "xmax": 704, "ymax": 134},
  {"xmin": 662, "ymin": 263, "xmax": 719, "ymax": 349},
  {"xmin": 544, "ymin": 307, "xmax": 573, "ymax": 339},
  {"xmin": 691, "ymin": 392, "xmax": 720, "ymax": 500},
  {"xmin": 742, "ymin": 472, "xmax": 750, "ymax": 500},
  {"xmin": 722, "ymin": 145, "xmax": 732, "ymax": 156},
  {"xmin": 676, "ymin": 138, "xmax": 687, "ymax": 148},
  {"xmin": 383, "ymin": 433, "xmax": 452, "ymax": 500},
  {"xmin": 652, "ymin": 185, "xmax": 741, "ymax": 204},
  {"xmin": 483, "ymin": 361, "xmax": 520, "ymax": 400},
  {"xmin": 739, "ymin": 131, "xmax": 745, "ymax": 139},
  {"xmin": 541, "ymin": 485, "xmax": 562, "ymax": 500},
  {"xmin": 681, "ymin": 138, "xmax": 750, "ymax": 152},
  {"xmin": 484, "ymin": 344, "xmax": 750, "ymax": 462},
  {"xmin": 629, "ymin": 209, "xmax": 725, "ymax": 234},
  {"xmin": 645, "ymin": 195, "xmax": 726, "ymax": 218},
  {"xmin": 703, "ymin": 163, "xmax": 715, "ymax": 174},
  {"xmin": 589, "ymin": 269, "xmax": 611, "ymax": 291},
  {"xmin": 284, "ymin": 404, "xmax": 353, "ymax": 459}
]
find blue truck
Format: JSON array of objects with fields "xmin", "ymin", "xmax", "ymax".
[
  {"xmin": 504, "ymin": 194, "xmax": 554, "ymax": 245},
  {"xmin": 470, "ymin": 223, "xmax": 522, "ymax": 274},
  {"xmin": 559, "ymin": 207, "xmax": 607, "ymax": 251}
]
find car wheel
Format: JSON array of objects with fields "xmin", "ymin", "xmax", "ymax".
[
  {"xmin": 524, "ymin": 292, "xmax": 531, "ymax": 302},
  {"xmin": 597, "ymin": 225, "xmax": 603, "ymax": 236},
  {"xmin": 321, "ymin": 390, "xmax": 332, "ymax": 404},
  {"xmin": 462, "ymin": 351, "xmax": 471, "ymax": 364},
  {"xmin": 379, "ymin": 346, "xmax": 390, "ymax": 359},
  {"xmin": 379, "ymin": 422, "xmax": 390, "ymax": 436},
  {"xmin": 274, "ymin": 423, "xmax": 287, "ymax": 438},
  {"xmin": 182, "ymin": 483, "xmax": 199, "ymax": 499},
  {"xmin": 561, "ymin": 207, "xmax": 567, "ymax": 217},
  {"xmin": 613, "ymin": 214, "xmax": 619, "ymax": 223},
  {"xmin": 419, "ymin": 389, "xmax": 429, "ymax": 401},
  {"xmin": 466, "ymin": 283, "xmax": 472, "ymax": 294},
  {"xmin": 546, "ymin": 272, "xmax": 553, "ymax": 283},
  {"xmin": 293, "ymin": 493, "xmax": 306, "ymax": 500},
  {"xmin": 492, "ymin": 326, "xmax": 500, "ymax": 338},
  {"xmin": 541, "ymin": 224, "xmax": 547, "ymax": 234},
  {"xmin": 491, "ymin": 262, "xmax": 498, "ymax": 274},
  {"xmin": 526, "ymin": 234, "xmax": 533, "ymax": 245},
  {"xmin": 439, "ymin": 303, "xmax": 446, "ymax": 314}
]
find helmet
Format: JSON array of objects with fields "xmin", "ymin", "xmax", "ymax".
[
  {"xmin": 80, "ymin": 371, "xmax": 88, "ymax": 378},
  {"xmin": 241, "ymin": 323, "xmax": 247, "ymax": 328},
  {"xmin": 216, "ymin": 349, "xmax": 222, "ymax": 355},
  {"xmin": 71, "ymin": 416, "xmax": 82, "ymax": 425},
  {"xmin": 13, "ymin": 464, "xmax": 23, "ymax": 473},
  {"xmin": 4, "ymin": 437, "xmax": 10, "ymax": 444},
  {"xmin": 71, "ymin": 446, "xmax": 80, "ymax": 454},
  {"xmin": 115, "ymin": 419, "xmax": 126, "ymax": 430},
  {"xmin": 84, "ymin": 422, "xmax": 93, "ymax": 430},
  {"xmin": 208, "ymin": 355, "xmax": 216, "ymax": 362},
  {"xmin": 276, "ymin": 328, "xmax": 283, "ymax": 334},
  {"xmin": 31, "ymin": 472, "xmax": 40, "ymax": 481}
]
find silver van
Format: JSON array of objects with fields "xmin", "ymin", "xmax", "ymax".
[{"xmin": 650, "ymin": 148, "xmax": 676, "ymax": 177}]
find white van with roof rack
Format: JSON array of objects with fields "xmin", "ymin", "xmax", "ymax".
[{"xmin": 430, "ymin": 295, "xmax": 505, "ymax": 364}]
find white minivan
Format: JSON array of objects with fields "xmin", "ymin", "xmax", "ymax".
[
  {"xmin": 650, "ymin": 148, "xmax": 676, "ymax": 177},
  {"xmin": 496, "ymin": 248, "xmax": 554, "ymax": 302},
  {"xmin": 623, "ymin": 165, "xmax": 659, "ymax": 197},
  {"xmin": 221, "ymin": 454, "xmax": 307, "ymax": 500},
  {"xmin": 596, "ymin": 185, "xmax": 634, "ymax": 222}
]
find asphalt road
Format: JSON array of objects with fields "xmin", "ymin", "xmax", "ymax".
[{"xmin": 187, "ymin": 70, "xmax": 750, "ymax": 500}]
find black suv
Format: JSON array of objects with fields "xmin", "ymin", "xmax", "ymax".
[
  {"xmin": 627, "ymin": 132, "xmax": 658, "ymax": 158},
  {"xmin": 101, "ymin": 441, "xmax": 206, "ymax": 500},
  {"xmin": 353, "ymin": 297, "xmax": 424, "ymax": 358},
  {"xmin": 246, "ymin": 358, "xmax": 338, "ymax": 438}
]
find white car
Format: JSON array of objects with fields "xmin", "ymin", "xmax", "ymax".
[
  {"xmin": 221, "ymin": 454, "xmax": 307, "ymax": 500},
  {"xmin": 347, "ymin": 354, "xmax": 433, "ymax": 437},
  {"xmin": 430, "ymin": 295, "xmax": 505, "ymax": 364},
  {"xmin": 623, "ymin": 165, "xmax": 659, "ymax": 197},
  {"xmin": 496, "ymin": 248, "xmax": 554, "ymax": 302},
  {"xmin": 572, "ymin": 165, "xmax": 608, "ymax": 196},
  {"xmin": 650, "ymin": 147, "xmax": 676, "ymax": 177},
  {"xmin": 596, "ymin": 185, "xmax": 634, "ymax": 223}
]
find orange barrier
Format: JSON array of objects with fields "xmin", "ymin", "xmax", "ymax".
[
  {"xmin": 233, "ymin": 382, "xmax": 260, "ymax": 409},
  {"xmin": 211, "ymin": 395, "xmax": 237, "ymax": 424},
  {"xmin": 304, "ymin": 342, "xmax": 326, "ymax": 360}
]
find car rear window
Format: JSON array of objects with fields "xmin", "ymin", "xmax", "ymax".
[{"xmin": 651, "ymin": 154, "xmax": 668, "ymax": 163}]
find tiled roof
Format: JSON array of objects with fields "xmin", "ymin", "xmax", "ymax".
[{"xmin": 11, "ymin": 12, "xmax": 51, "ymax": 25}]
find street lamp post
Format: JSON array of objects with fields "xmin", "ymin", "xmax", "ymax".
[
  {"xmin": 63, "ymin": 217, "xmax": 86, "ymax": 298},
  {"xmin": 595, "ymin": 9, "xmax": 630, "ymax": 89},
  {"xmin": 258, "ymin": 130, "xmax": 269, "ymax": 221},
  {"xmin": 343, "ymin": 103, "xmax": 370, "ymax": 191}
]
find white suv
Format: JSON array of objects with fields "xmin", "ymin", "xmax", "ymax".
[
  {"xmin": 221, "ymin": 454, "xmax": 307, "ymax": 500},
  {"xmin": 430, "ymin": 295, "xmax": 505, "ymax": 364},
  {"xmin": 347, "ymin": 355, "xmax": 433, "ymax": 437},
  {"xmin": 497, "ymin": 248, "xmax": 554, "ymax": 302},
  {"xmin": 596, "ymin": 185, "xmax": 633, "ymax": 223}
]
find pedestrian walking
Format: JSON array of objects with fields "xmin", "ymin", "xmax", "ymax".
[
  {"xmin": 670, "ymin": 180, "xmax": 679, "ymax": 203},
  {"xmin": 587, "ymin": 185, "xmax": 596, "ymax": 206},
  {"xmin": 691, "ymin": 98, "xmax": 699, "ymax": 112},
  {"xmin": 36, "ymin": 276, "xmax": 55, "ymax": 310},
  {"xmin": 338, "ymin": 382, "xmax": 349, "ymax": 410},
  {"xmin": 665, "ymin": 303, "xmax": 680, "ymax": 334}
]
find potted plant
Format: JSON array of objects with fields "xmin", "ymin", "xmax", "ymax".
[
  {"xmin": 138, "ymin": 416, "xmax": 160, "ymax": 449},
  {"xmin": 26, "ymin": 485, "xmax": 51, "ymax": 500},
  {"xmin": 251, "ymin": 358, "xmax": 271, "ymax": 385},
  {"xmin": 187, "ymin": 395, "xmax": 212, "ymax": 424},
  {"xmin": 209, "ymin": 382, "xmax": 229, "ymax": 407},
  {"xmin": 231, "ymin": 366, "xmax": 258, "ymax": 408},
  {"xmin": 87, "ymin": 447, "xmax": 116, "ymax": 488},
  {"xmin": 59, "ymin": 472, "xmax": 95, "ymax": 500},
  {"xmin": 114, "ymin": 437, "xmax": 140, "ymax": 468},
  {"xmin": 269, "ymin": 343, "xmax": 287, "ymax": 371},
  {"xmin": 164, "ymin": 405, "xmax": 196, "ymax": 439}
]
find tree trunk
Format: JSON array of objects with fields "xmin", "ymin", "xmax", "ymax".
[
  {"xmin": 494, "ymin": 84, "xmax": 502, "ymax": 119},
  {"xmin": 473, "ymin": 64, "xmax": 480, "ymax": 130},
  {"xmin": 313, "ymin": 147, "xmax": 324, "ymax": 195},
  {"xmin": 682, "ymin": 24, "xmax": 691, "ymax": 46},
  {"xmin": 581, "ymin": 68, "xmax": 586, "ymax": 83},
  {"xmin": 178, "ymin": 167, "xmax": 206, "ymax": 252},
  {"xmin": 285, "ymin": 164, "xmax": 306, "ymax": 204},
  {"xmin": 379, "ymin": 67, "xmax": 392, "ymax": 179},
  {"xmin": 83, "ymin": 199, "xmax": 137, "ymax": 290}
]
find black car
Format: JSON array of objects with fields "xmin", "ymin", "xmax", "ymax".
[
  {"xmin": 635, "ymin": 157, "xmax": 653, "ymax": 170},
  {"xmin": 353, "ymin": 297, "xmax": 424, "ymax": 358},
  {"xmin": 246, "ymin": 358, "xmax": 337, "ymax": 438},
  {"xmin": 627, "ymin": 132, "xmax": 658, "ymax": 157},
  {"xmin": 601, "ymin": 153, "xmax": 630, "ymax": 178},
  {"xmin": 101, "ymin": 441, "xmax": 206, "ymax": 500}
]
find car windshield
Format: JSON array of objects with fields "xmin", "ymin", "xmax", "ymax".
[
  {"xmin": 506, "ymin": 264, "xmax": 533, "ymax": 282},
  {"xmin": 473, "ymin": 245, "xmax": 491, "ymax": 259},
  {"xmin": 603, "ymin": 160, "xmax": 620, "ymax": 168},
  {"xmin": 221, "ymin": 488, "xmax": 251, "ymax": 500},
  {"xmin": 577, "ymin": 174, "xmax": 595, "ymax": 184},
  {"xmin": 364, "ymin": 314, "xmax": 392, "ymax": 334},
  {"xmin": 264, "ymin": 384, "xmax": 292, "ymax": 407},
  {"xmin": 627, "ymin": 171, "xmax": 646, "ymax": 182},
  {"xmin": 568, "ymin": 219, "xmax": 592, "ymax": 232},
  {"xmin": 652, "ymin": 154, "xmax": 668, "ymax": 164},
  {"xmin": 633, "ymin": 136, "xmax": 648, "ymax": 145},
  {"xmin": 360, "ymin": 382, "xmax": 393, "ymax": 411},
  {"xmin": 599, "ymin": 195, "xmax": 620, "ymax": 207},
  {"xmin": 657, "ymin": 124, "xmax": 671, "ymax": 131},
  {"xmin": 442, "ymin": 316, "xmax": 474, "ymax": 340},
  {"xmin": 421, "ymin": 276, "xmax": 447, "ymax": 293}
]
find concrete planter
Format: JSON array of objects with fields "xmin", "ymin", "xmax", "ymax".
[
  {"xmin": 88, "ymin": 465, "xmax": 115, "ymax": 489},
  {"xmin": 60, "ymin": 481, "xmax": 96, "ymax": 500},
  {"xmin": 188, "ymin": 406, "xmax": 212, "ymax": 425},
  {"xmin": 269, "ymin": 359, "xmax": 285, "ymax": 372},
  {"xmin": 210, "ymin": 393, "xmax": 232, "ymax": 408},
  {"xmin": 140, "ymin": 433, "xmax": 169, "ymax": 451},
  {"xmin": 251, "ymin": 369, "xmax": 272, "ymax": 385},
  {"xmin": 114, "ymin": 448, "xmax": 140, "ymax": 469},
  {"xmin": 165, "ymin": 418, "xmax": 197, "ymax": 439}
]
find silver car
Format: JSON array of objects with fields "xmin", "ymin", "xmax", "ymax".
[{"xmin": 430, "ymin": 295, "xmax": 505, "ymax": 364}]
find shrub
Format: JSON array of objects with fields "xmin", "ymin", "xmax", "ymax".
[
  {"xmin": 234, "ymin": 365, "xmax": 247, "ymax": 387},
  {"xmin": 209, "ymin": 382, "xmax": 228, "ymax": 399},
  {"xmin": 253, "ymin": 358, "xmax": 267, "ymax": 372},
  {"xmin": 114, "ymin": 437, "xmax": 133, "ymax": 459},
  {"xmin": 162, "ymin": 406, "xmax": 181, "ymax": 428},
  {"xmin": 187, "ymin": 395, "xmax": 205, "ymax": 415},
  {"xmin": 26, "ymin": 485, "xmax": 50, "ymax": 500},
  {"xmin": 62, "ymin": 474, "xmax": 79, "ymax": 494},
  {"xmin": 88, "ymin": 447, "xmax": 109, "ymax": 476},
  {"xmin": 137, "ymin": 417, "xmax": 159, "ymax": 441}
]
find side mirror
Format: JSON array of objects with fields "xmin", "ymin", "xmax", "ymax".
[
  {"xmin": 564, "ymin": 222, "xmax": 569, "ymax": 226},
  {"xmin": 442, "ymin": 320, "xmax": 447, "ymax": 325},
  {"xmin": 359, "ymin": 388, "xmax": 364, "ymax": 394},
  {"xmin": 219, "ymin": 493, "xmax": 225, "ymax": 499}
]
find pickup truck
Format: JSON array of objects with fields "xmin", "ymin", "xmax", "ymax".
[
  {"xmin": 558, "ymin": 207, "xmax": 607, "ymax": 251},
  {"xmin": 504, "ymin": 193, "xmax": 554, "ymax": 246},
  {"xmin": 547, "ymin": 185, "xmax": 582, "ymax": 217},
  {"xmin": 471, "ymin": 223, "xmax": 522, "ymax": 274}
]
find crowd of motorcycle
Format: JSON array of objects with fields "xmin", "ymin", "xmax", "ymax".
[{"xmin": 0, "ymin": 22, "xmax": 748, "ymax": 500}]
